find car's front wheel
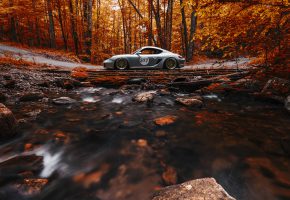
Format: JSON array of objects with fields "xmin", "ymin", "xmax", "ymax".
[
  {"xmin": 164, "ymin": 58, "xmax": 177, "ymax": 70},
  {"xmin": 115, "ymin": 58, "xmax": 128, "ymax": 70}
]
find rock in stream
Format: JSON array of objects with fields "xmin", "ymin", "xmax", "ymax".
[
  {"xmin": 152, "ymin": 178, "xmax": 235, "ymax": 200},
  {"xmin": 0, "ymin": 103, "xmax": 18, "ymax": 138}
]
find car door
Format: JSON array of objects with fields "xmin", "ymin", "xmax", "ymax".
[{"xmin": 137, "ymin": 48, "xmax": 160, "ymax": 68}]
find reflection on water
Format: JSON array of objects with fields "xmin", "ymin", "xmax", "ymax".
[
  {"xmin": 203, "ymin": 94, "xmax": 222, "ymax": 102},
  {"xmin": 82, "ymin": 96, "xmax": 100, "ymax": 103},
  {"xmin": 112, "ymin": 97, "xmax": 124, "ymax": 104},
  {"xmin": 0, "ymin": 88, "xmax": 290, "ymax": 200}
]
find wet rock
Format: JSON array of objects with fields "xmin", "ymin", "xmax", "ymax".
[
  {"xmin": 127, "ymin": 78, "xmax": 147, "ymax": 85},
  {"xmin": 0, "ymin": 155, "xmax": 43, "ymax": 177},
  {"xmin": 159, "ymin": 89, "xmax": 171, "ymax": 96},
  {"xmin": 257, "ymin": 77, "xmax": 290, "ymax": 102},
  {"xmin": 152, "ymin": 178, "xmax": 235, "ymax": 200},
  {"xmin": 176, "ymin": 96, "xmax": 203, "ymax": 108},
  {"xmin": 52, "ymin": 97, "xmax": 77, "ymax": 105},
  {"xmin": 172, "ymin": 77, "xmax": 190, "ymax": 83},
  {"xmin": 156, "ymin": 130, "xmax": 168, "ymax": 137},
  {"xmin": 120, "ymin": 84, "xmax": 142, "ymax": 91},
  {"xmin": 0, "ymin": 92, "xmax": 7, "ymax": 102},
  {"xmin": 19, "ymin": 92, "xmax": 44, "ymax": 102},
  {"xmin": 133, "ymin": 91, "xmax": 156, "ymax": 103},
  {"xmin": 169, "ymin": 79, "xmax": 213, "ymax": 92},
  {"xmin": 154, "ymin": 115, "xmax": 177, "ymax": 126},
  {"xmin": 80, "ymin": 81, "xmax": 94, "ymax": 87},
  {"xmin": 37, "ymin": 81, "xmax": 50, "ymax": 87},
  {"xmin": 4, "ymin": 80, "xmax": 16, "ymax": 88},
  {"xmin": 24, "ymin": 109, "xmax": 42, "ymax": 120},
  {"xmin": 0, "ymin": 103, "xmax": 18, "ymax": 138},
  {"xmin": 3, "ymin": 74, "xmax": 12, "ymax": 80},
  {"xmin": 261, "ymin": 77, "xmax": 290, "ymax": 97},
  {"xmin": 285, "ymin": 96, "xmax": 290, "ymax": 112},
  {"xmin": 142, "ymin": 82, "xmax": 158, "ymax": 90},
  {"xmin": 231, "ymin": 78, "xmax": 262, "ymax": 92},
  {"xmin": 100, "ymin": 88, "xmax": 119, "ymax": 96},
  {"xmin": 55, "ymin": 79, "xmax": 81, "ymax": 89},
  {"xmin": 15, "ymin": 178, "xmax": 49, "ymax": 196}
]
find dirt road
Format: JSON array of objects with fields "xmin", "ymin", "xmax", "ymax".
[{"xmin": 0, "ymin": 43, "xmax": 252, "ymax": 70}]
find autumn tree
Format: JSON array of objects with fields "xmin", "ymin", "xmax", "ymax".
[{"xmin": 0, "ymin": 0, "xmax": 288, "ymax": 64}]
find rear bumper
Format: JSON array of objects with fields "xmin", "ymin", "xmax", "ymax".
[{"xmin": 103, "ymin": 59, "xmax": 115, "ymax": 69}]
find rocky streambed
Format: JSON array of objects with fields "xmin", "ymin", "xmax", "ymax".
[{"xmin": 0, "ymin": 65, "xmax": 290, "ymax": 200}]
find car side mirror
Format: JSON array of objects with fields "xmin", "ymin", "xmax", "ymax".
[{"xmin": 136, "ymin": 52, "xmax": 141, "ymax": 56}]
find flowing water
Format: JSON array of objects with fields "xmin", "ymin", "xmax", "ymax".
[{"xmin": 0, "ymin": 87, "xmax": 290, "ymax": 200}]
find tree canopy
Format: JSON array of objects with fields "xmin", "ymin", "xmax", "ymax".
[{"xmin": 0, "ymin": 0, "xmax": 288, "ymax": 63}]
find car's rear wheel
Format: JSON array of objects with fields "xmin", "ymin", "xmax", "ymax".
[
  {"xmin": 164, "ymin": 58, "xmax": 177, "ymax": 70},
  {"xmin": 115, "ymin": 58, "xmax": 128, "ymax": 70}
]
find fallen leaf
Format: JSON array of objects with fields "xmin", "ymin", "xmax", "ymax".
[{"xmin": 154, "ymin": 115, "xmax": 177, "ymax": 126}]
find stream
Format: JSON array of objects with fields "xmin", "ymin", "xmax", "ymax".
[{"xmin": 0, "ymin": 86, "xmax": 290, "ymax": 200}]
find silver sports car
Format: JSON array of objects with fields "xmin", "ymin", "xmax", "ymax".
[{"xmin": 103, "ymin": 46, "xmax": 185, "ymax": 70}]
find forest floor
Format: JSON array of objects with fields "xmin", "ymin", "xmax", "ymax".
[{"xmin": 0, "ymin": 43, "xmax": 253, "ymax": 70}]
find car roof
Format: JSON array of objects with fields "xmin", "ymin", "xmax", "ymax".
[{"xmin": 140, "ymin": 46, "xmax": 169, "ymax": 52}]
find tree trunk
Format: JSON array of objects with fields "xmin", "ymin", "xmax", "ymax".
[
  {"xmin": 9, "ymin": 0, "xmax": 18, "ymax": 42},
  {"xmin": 57, "ymin": 0, "xmax": 68, "ymax": 50},
  {"xmin": 165, "ymin": 0, "xmax": 174, "ymax": 50},
  {"xmin": 69, "ymin": 0, "xmax": 79, "ymax": 54},
  {"xmin": 83, "ymin": 0, "xmax": 93, "ymax": 59},
  {"xmin": 187, "ymin": 9, "xmax": 197, "ymax": 61},
  {"xmin": 152, "ymin": 0, "xmax": 164, "ymax": 48},
  {"xmin": 47, "ymin": 0, "xmax": 56, "ymax": 48},
  {"xmin": 180, "ymin": 0, "xmax": 188, "ymax": 60},
  {"xmin": 32, "ymin": 0, "xmax": 41, "ymax": 46}
]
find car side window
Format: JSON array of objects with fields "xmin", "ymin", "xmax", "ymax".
[{"xmin": 140, "ymin": 49, "xmax": 162, "ymax": 55}]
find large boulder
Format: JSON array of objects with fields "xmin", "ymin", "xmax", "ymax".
[
  {"xmin": 0, "ymin": 103, "xmax": 18, "ymax": 138},
  {"xmin": 285, "ymin": 96, "xmax": 290, "ymax": 112},
  {"xmin": 253, "ymin": 78, "xmax": 290, "ymax": 103},
  {"xmin": 261, "ymin": 77, "xmax": 290, "ymax": 97},
  {"xmin": 152, "ymin": 178, "xmax": 235, "ymax": 200}
]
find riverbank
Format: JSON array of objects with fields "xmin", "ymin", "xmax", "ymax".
[{"xmin": 0, "ymin": 62, "xmax": 290, "ymax": 200}]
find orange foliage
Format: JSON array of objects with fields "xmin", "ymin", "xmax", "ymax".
[
  {"xmin": 0, "ymin": 0, "xmax": 288, "ymax": 65},
  {"xmin": 73, "ymin": 164, "xmax": 110, "ymax": 188},
  {"xmin": 162, "ymin": 166, "xmax": 177, "ymax": 185}
]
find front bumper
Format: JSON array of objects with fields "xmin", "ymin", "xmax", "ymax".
[
  {"xmin": 103, "ymin": 59, "xmax": 115, "ymax": 69},
  {"xmin": 178, "ymin": 58, "xmax": 186, "ymax": 68}
]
